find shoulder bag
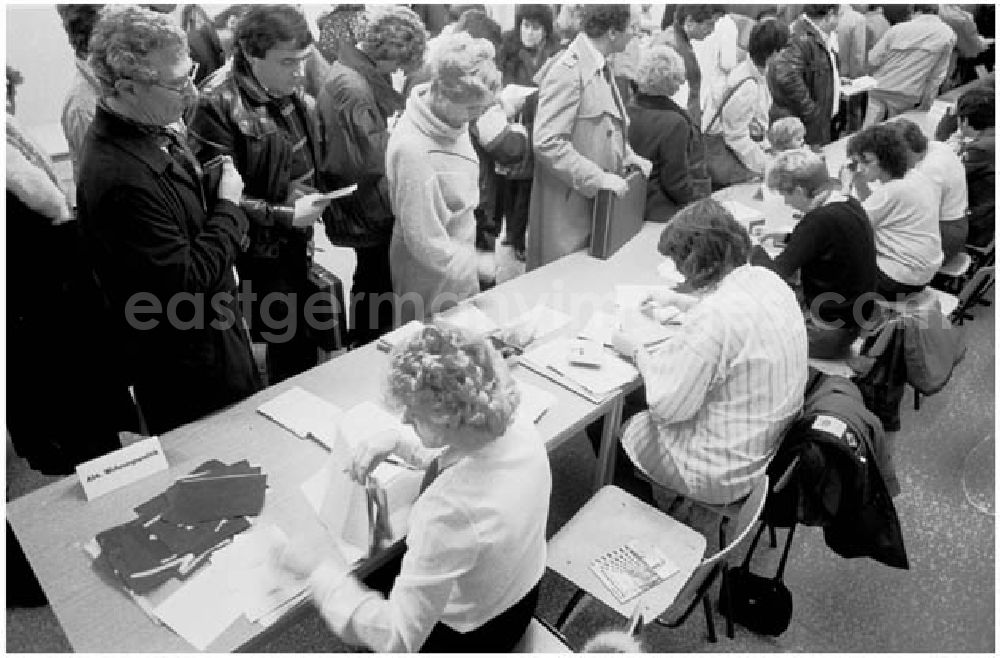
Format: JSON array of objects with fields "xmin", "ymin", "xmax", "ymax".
[{"xmin": 703, "ymin": 77, "xmax": 758, "ymax": 190}]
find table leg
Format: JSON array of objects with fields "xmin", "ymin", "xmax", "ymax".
[{"xmin": 592, "ymin": 395, "xmax": 624, "ymax": 492}]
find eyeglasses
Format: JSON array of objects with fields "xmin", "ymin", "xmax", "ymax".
[{"xmin": 148, "ymin": 62, "xmax": 200, "ymax": 94}]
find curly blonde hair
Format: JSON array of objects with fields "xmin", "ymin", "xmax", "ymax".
[
  {"xmin": 360, "ymin": 5, "xmax": 428, "ymax": 71},
  {"xmin": 88, "ymin": 5, "xmax": 187, "ymax": 95},
  {"xmin": 635, "ymin": 45, "xmax": 686, "ymax": 97},
  {"xmin": 386, "ymin": 323, "xmax": 519, "ymax": 438},
  {"xmin": 768, "ymin": 116, "xmax": 807, "ymax": 152},
  {"xmin": 426, "ymin": 31, "xmax": 501, "ymax": 105}
]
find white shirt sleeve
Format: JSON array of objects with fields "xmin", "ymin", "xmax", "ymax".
[{"xmin": 306, "ymin": 493, "xmax": 479, "ymax": 652}]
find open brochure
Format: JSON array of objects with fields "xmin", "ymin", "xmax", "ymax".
[{"xmin": 520, "ymin": 337, "xmax": 638, "ymax": 403}]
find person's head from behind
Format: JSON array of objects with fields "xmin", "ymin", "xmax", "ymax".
[
  {"xmin": 580, "ymin": 4, "xmax": 634, "ymax": 54},
  {"xmin": 803, "ymin": 4, "xmax": 840, "ymax": 35},
  {"xmin": 516, "ymin": 4, "xmax": 554, "ymax": 50},
  {"xmin": 425, "ymin": 31, "xmax": 501, "ymax": 128},
  {"xmin": 657, "ymin": 199, "xmax": 752, "ymax": 291},
  {"xmin": 748, "ymin": 17, "xmax": 789, "ymax": 71},
  {"xmin": 912, "ymin": 4, "xmax": 938, "ymax": 15},
  {"xmin": 386, "ymin": 324, "xmax": 519, "ymax": 451},
  {"xmin": 766, "ymin": 148, "xmax": 834, "ymax": 212},
  {"xmin": 359, "ymin": 5, "xmax": 427, "ymax": 75},
  {"xmin": 634, "ymin": 44, "xmax": 685, "ymax": 98},
  {"xmin": 881, "ymin": 4, "xmax": 913, "ymax": 25},
  {"xmin": 236, "ymin": 4, "xmax": 312, "ymax": 97},
  {"xmin": 56, "ymin": 4, "xmax": 104, "ymax": 61},
  {"xmin": 892, "ymin": 117, "xmax": 928, "ymax": 168},
  {"xmin": 956, "ymin": 87, "xmax": 995, "ymax": 139},
  {"xmin": 89, "ymin": 5, "xmax": 194, "ymax": 126},
  {"xmin": 676, "ymin": 5, "xmax": 717, "ymax": 41},
  {"xmin": 555, "ymin": 4, "xmax": 585, "ymax": 43},
  {"xmin": 447, "ymin": 4, "xmax": 485, "ymax": 24},
  {"xmin": 846, "ymin": 124, "xmax": 910, "ymax": 182},
  {"xmin": 455, "ymin": 8, "xmax": 503, "ymax": 57},
  {"xmin": 769, "ymin": 116, "xmax": 807, "ymax": 151}
]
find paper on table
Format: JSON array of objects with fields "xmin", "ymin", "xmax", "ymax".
[
  {"xmin": 153, "ymin": 558, "xmax": 243, "ymax": 651},
  {"xmin": 210, "ymin": 524, "xmax": 307, "ymax": 624},
  {"xmin": 521, "ymin": 337, "xmax": 638, "ymax": 399},
  {"xmin": 436, "ymin": 303, "xmax": 499, "ymax": 337},
  {"xmin": 302, "ymin": 437, "xmax": 370, "ymax": 565},
  {"xmin": 580, "ymin": 310, "xmax": 679, "ymax": 351},
  {"xmin": 579, "ymin": 311, "xmax": 616, "ymax": 346},
  {"xmin": 719, "ymin": 200, "xmax": 765, "ymax": 234},
  {"xmin": 257, "ymin": 387, "xmax": 343, "ymax": 442},
  {"xmin": 656, "ymin": 259, "xmax": 684, "ymax": 287},
  {"xmin": 513, "ymin": 376, "xmax": 557, "ymax": 424},
  {"xmin": 615, "ymin": 285, "xmax": 675, "ymax": 310},
  {"xmin": 498, "ymin": 304, "xmax": 573, "ymax": 348}
]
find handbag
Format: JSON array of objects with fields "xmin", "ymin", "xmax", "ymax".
[
  {"xmin": 721, "ymin": 522, "xmax": 796, "ymax": 636},
  {"xmin": 703, "ymin": 77, "xmax": 758, "ymax": 190},
  {"xmin": 304, "ymin": 263, "xmax": 347, "ymax": 352}
]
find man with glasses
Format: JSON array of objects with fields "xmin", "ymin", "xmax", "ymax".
[
  {"xmin": 189, "ymin": 4, "xmax": 332, "ymax": 384},
  {"xmin": 77, "ymin": 6, "xmax": 260, "ymax": 435}
]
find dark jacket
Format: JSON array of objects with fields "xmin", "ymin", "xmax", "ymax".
[
  {"xmin": 189, "ymin": 49, "xmax": 321, "ymax": 278},
  {"xmin": 315, "ymin": 42, "xmax": 402, "ymax": 248},
  {"xmin": 768, "ymin": 17, "xmax": 836, "ymax": 146},
  {"xmin": 627, "ymin": 94, "xmax": 705, "ymax": 222},
  {"xmin": 651, "ymin": 23, "xmax": 702, "ymax": 127},
  {"xmin": 77, "ymin": 106, "xmax": 260, "ymax": 435},
  {"xmin": 766, "ymin": 373, "xmax": 908, "ymax": 569},
  {"xmin": 499, "ymin": 29, "xmax": 562, "ymax": 87},
  {"xmin": 962, "ymin": 134, "xmax": 995, "ymax": 247}
]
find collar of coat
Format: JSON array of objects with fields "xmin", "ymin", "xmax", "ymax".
[
  {"xmin": 89, "ymin": 104, "xmax": 174, "ymax": 175},
  {"xmin": 335, "ymin": 41, "xmax": 404, "ymax": 119},
  {"xmin": 633, "ymin": 92, "xmax": 687, "ymax": 117},
  {"xmin": 232, "ymin": 46, "xmax": 298, "ymax": 110}
]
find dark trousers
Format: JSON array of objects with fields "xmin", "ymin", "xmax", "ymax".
[
  {"xmin": 499, "ymin": 177, "xmax": 532, "ymax": 252},
  {"xmin": 351, "ymin": 242, "xmax": 394, "ymax": 346},
  {"xmin": 420, "ymin": 583, "xmax": 540, "ymax": 653},
  {"xmin": 244, "ymin": 264, "xmax": 319, "ymax": 385},
  {"xmin": 874, "ymin": 267, "xmax": 926, "ymax": 301}
]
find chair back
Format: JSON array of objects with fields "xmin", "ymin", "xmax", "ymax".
[{"xmin": 687, "ymin": 476, "xmax": 769, "ymax": 574}]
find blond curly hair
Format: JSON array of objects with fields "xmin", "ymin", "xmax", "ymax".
[
  {"xmin": 426, "ymin": 31, "xmax": 501, "ymax": 106},
  {"xmin": 385, "ymin": 323, "xmax": 519, "ymax": 438},
  {"xmin": 360, "ymin": 5, "xmax": 428, "ymax": 71},
  {"xmin": 88, "ymin": 5, "xmax": 187, "ymax": 95}
]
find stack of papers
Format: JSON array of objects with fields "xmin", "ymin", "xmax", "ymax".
[
  {"xmin": 521, "ymin": 337, "xmax": 638, "ymax": 402},
  {"xmin": 496, "ymin": 304, "xmax": 573, "ymax": 349},
  {"xmin": 579, "ymin": 310, "xmax": 680, "ymax": 352},
  {"xmin": 90, "ymin": 460, "xmax": 265, "ymax": 596}
]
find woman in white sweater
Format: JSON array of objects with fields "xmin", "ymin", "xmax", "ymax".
[
  {"xmin": 385, "ymin": 32, "xmax": 502, "ymax": 322},
  {"xmin": 275, "ymin": 324, "xmax": 551, "ymax": 652}
]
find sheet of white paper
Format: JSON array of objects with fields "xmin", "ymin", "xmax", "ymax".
[
  {"xmin": 656, "ymin": 259, "xmax": 684, "ymax": 287},
  {"xmin": 841, "ymin": 75, "xmax": 877, "ymax": 96},
  {"xmin": 614, "ymin": 285, "xmax": 675, "ymax": 310},
  {"xmin": 522, "ymin": 338, "xmax": 638, "ymax": 398},
  {"xmin": 499, "ymin": 304, "xmax": 573, "ymax": 348},
  {"xmin": 499, "ymin": 83, "xmax": 537, "ymax": 108},
  {"xmin": 310, "ymin": 444, "xmax": 370, "ymax": 564},
  {"xmin": 579, "ymin": 311, "xmax": 616, "ymax": 346},
  {"xmin": 153, "ymin": 559, "xmax": 243, "ymax": 651},
  {"xmin": 513, "ymin": 376, "xmax": 557, "ymax": 424},
  {"xmin": 257, "ymin": 387, "xmax": 344, "ymax": 440},
  {"xmin": 339, "ymin": 401, "xmax": 420, "ymax": 452},
  {"xmin": 436, "ymin": 303, "xmax": 499, "ymax": 337}
]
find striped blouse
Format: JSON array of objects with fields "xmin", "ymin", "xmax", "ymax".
[{"xmin": 622, "ymin": 265, "xmax": 809, "ymax": 505}]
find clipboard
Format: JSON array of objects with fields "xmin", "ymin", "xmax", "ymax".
[{"xmin": 590, "ymin": 170, "xmax": 646, "ymax": 260}]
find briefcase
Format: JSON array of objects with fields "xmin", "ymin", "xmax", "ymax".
[
  {"xmin": 589, "ymin": 170, "xmax": 647, "ymax": 260},
  {"xmin": 305, "ymin": 263, "xmax": 347, "ymax": 352}
]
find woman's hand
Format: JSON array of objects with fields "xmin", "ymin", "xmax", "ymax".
[
  {"xmin": 600, "ymin": 172, "xmax": 629, "ymax": 197},
  {"xmin": 272, "ymin": 536, "xmax": 349, "ymax": 580},
  {"xmin": 611, "ymin": 327, "xmax": 641, "ymax": 361},
  {"xmin": 642, "ymin": 288, "xmax": 699, "ymax": 312},
  {"xmin": 348, "ymin": 428, "xmax": 402, "ymax": 483}
]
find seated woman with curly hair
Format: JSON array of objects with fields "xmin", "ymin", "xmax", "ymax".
[
  {"xmin": 611, "ymin": 199, "xmax": 808, "ymax": 505},
  {"xmin": 275, "ymin": 324, "xmax": 551, "ymax": 652},
  {"xmin": 844, "ymin": 124, "xmax": 943, "ymax": 299}
]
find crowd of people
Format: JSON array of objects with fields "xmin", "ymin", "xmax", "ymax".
[{"xmin": 5, "ymin": 2, "xmax": 996, "ymax": 651}]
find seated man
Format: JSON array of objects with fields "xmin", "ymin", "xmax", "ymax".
[
  {"xmin": 895, "ymin": 118, "xmax": 969, "ymax": 261},
  {"xmin": 955, "ymin": 87, "xmax": 995, "ymax": 248},
  {"xmin": 844, "ymin": 124, "xmax": 943, "ymax": 299},
  {"xmin": 612, "ymin": 199, "xmax": 809, "ymax": 505},
  {"xmin": 753, "ymin": 148, "xmax": 878, "ymax": 359}
]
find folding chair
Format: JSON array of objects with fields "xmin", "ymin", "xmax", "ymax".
[{"xmin": 949, "ymin": 265, "xmax": 995, "ymax": 326}]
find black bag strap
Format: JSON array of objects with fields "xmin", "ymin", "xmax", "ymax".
[
  {"xmin": 704, "ymin": 76, "xmax": 755, "ymax": 134},
  {"xmin": 739, "ymin": 518, "xmax": 798, "ymax": 583}
]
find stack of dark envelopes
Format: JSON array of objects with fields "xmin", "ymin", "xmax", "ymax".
[{"xmin": 92, "ymin": 460, "xmax": 267, "ymax": 595}]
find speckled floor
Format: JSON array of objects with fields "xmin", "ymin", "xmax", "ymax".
[{"xmin": 6, "ymin": 241, "xmax": 994, "ymax": 653}]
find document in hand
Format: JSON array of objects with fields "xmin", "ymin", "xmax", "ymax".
[
  {"xmin": 841, "ymin": 76, "xmax": 877, "ymax": 96},
  {"xmin": 590, "ymin": 170, "xmax": 647, "ymax": 260}
]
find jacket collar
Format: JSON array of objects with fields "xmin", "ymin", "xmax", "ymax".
[
  {"xmin": 404, "ymin": 83, "xmax": 466, "ymax": 143},
  {"xmin": 75, "ymin": 58, "xmax": 102, "ymax": 93},
  {"xmin": 571, "ymin": 32, "xmax": 605, "ymax": 75},
  {"xmin": 633, "ymin": 93, "xmax": 685, "ymax": 115},
  {"xmin": 337, "ymin": 42, "xmax": 404, "ymax": 117},
  {"xmin": 233, "ymin": 47, "xmax": 291, "ymax": 108},
  {"xmin": 90, "ymin": 104, "xmax": 174, "ymax": 174}
]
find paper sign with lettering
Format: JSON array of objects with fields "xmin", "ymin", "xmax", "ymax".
[{"xmin": 77, "ymin": 437, "xmax": 169, "ymax": 500}]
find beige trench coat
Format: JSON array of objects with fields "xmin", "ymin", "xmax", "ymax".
[{"xmin": 526, "ymin": 34, "xmax": 633, "ymax": 270}]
